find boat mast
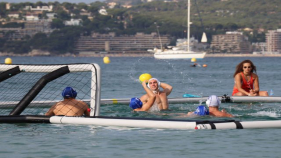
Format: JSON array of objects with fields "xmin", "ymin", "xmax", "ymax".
[
  {"xmin": 155, "ymin": 22, "xmax": 163, "ymax": 51},
  {"xmin": 187, "ymin": 0, "xmax": 191, "ymax": 52}
]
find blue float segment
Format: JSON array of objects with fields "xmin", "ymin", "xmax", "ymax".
[{"xmin": 183, "ymin": 94, "xmax": 201, "ymax": 98}]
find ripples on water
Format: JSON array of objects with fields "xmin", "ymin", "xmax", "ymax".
[{"xmin": 1, "ymin": 56, "xmax": 281, "ymax": 157}]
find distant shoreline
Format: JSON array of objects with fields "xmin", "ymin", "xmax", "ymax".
[
  {"xmin": 77, "ymin": 53, "xmax": 281, "ymax": 57},
  {"xmin": 1, "ymin": 53, "xmax": 281, "ymax": 57},
  {"xmin": 206, "ymin": 54, "xmax": 281, "ymax": 57}
]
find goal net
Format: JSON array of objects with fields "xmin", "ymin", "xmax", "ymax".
[{"xmin": 0, "ymin": 63, "xmax": 101, "ymax": 118}]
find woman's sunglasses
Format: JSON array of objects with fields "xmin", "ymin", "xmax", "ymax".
[{"xmin": 243, "ymin": 66, "xmax": 252, "ymax": 69}]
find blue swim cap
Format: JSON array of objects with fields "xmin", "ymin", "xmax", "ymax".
[
  {"xmin": 194, "ymin": 105, "xmax": 209, "ymax": 116},
  {"xmin": 62, "ymin": 87, "xmax": 77, "ymax": 99},
  {"xmin": 129, "ymin": 98, "xmax": 143, "ymax": 109}
]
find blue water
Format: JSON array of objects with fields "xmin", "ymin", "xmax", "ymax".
[{"xmin": 1, "ymin": 56, "xmax": 281, "ymax": 157}]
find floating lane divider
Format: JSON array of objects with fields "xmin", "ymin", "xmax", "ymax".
[
  {"xmin": 101, "ymin": 96, "xmax": 281, "ymax": 104},
  {"xmin": 1, "ymin": 115, "xmax": 281, "ymax": 129},
  {"xmin": 100, "ymin": 97, "xmax": 209, "ymax": 105},
  {"xmin": 50, "ymin": 116, "xmax": 197, "ymax": 129},
  {"xmin": 101, "ymin": 98, "xmax": 132, "ymax": 104},
  {"xmin": 196, "ymin": 120, "xmax": 281, "ymax": 129},
  {"xmin": 112, "ymin": 99, "xmax": 118, "ymax": 104},
  {"xmin": 230, "ymin": 96, "xmax": 281, "ymax": 103},
  {"xmin": 1, "ymin": 96, "xmax": 281, "ymax": 108},
  {"xmin": 48, "ymin": 116, "xmax": 281, "ymax": 129}
]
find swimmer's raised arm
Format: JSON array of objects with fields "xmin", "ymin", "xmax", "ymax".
[
  {"xmin": 142, "ymin": 80, "xmax": 155, "ymax": 97},
  {"xmin": 139, "ymin": 80, "xmax": 156, "ymax": 111},
  {"xmin": 160, "ymin": 82, "xmax": 173, "ymax": 96},
  {"xmin": 134, "ymin": 98, "xmax": 155, "ymax": 111}
]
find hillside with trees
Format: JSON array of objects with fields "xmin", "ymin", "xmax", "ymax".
[{"xmin": 0, "ymin": 0, "xmax": 280, "ymax": 54}]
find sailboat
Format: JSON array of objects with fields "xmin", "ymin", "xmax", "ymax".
[{"xmin": 153, "ymin": 0, "xmax": 206, "ymax": 60}]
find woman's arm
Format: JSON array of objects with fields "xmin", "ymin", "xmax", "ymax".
[{"xmin": 253, "ymin": 74, "xmax": 260, "ymax": 93}]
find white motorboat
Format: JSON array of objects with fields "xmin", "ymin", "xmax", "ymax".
[{"xmin": 154, "ymin": 49, "xmax": 206, "ymax": 59}]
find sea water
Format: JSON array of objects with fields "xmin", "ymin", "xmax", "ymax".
[{"xmin": 0, "ymin": 56, "xmax": 281, "ymax": 158}]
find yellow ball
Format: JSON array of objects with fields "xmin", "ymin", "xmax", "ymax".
[
  {"xmin": 203, "ymin": 64, "xmax": 207, "ymax": 67},
  {"xmin": 103, "ymin": 56, "xmax": 110, "ymax": 64},
  {"xmin": 191, "ymin": 58, "xmax": 197, "ymax": 62},
  {"xmin": 139, "ymin": 73, "xmax": 152, "ymax": 83},
  {"xmin": 5, "ymin": 58, "xmax": 12, "ymax": 64}
]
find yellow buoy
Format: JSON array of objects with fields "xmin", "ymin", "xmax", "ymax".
[
  {"xmin": 5, "ymin": 58, "xmax": 12, "ymax": 64},
  {"xmin": 103, "ymin": 56, "xmax": 110, "ymax": 64},
  {"xmin": 191, "ymin": 58, "xmax": 197, "ymax": 62},
  {"xmin": 139, "ymin": 73, "xmax": 152, "ymax": 83},
  {"xmin": 203, "ymin": 64, "xmax": 207, "ymax": 67}
]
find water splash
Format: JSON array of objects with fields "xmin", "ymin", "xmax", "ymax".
[{"xmin": 250, "ymin": 111, "xmax": 279, "ymax": 117}]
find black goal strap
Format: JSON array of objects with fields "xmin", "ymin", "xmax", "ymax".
[
  {"xmin": 234, "ymin": 121, "xmax": 244, "ymax": 129},
  {"xmin": 0, "ymin": 66, "xmax": 21, "ymax": 82},
  {"xmin": 9, "ymin": 66, "xmax": 70, "ymax": 116}
]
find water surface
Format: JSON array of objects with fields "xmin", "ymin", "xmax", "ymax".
[{"xmin": 0, "ymin": 56, "xmax": 281, "ymax": 157}]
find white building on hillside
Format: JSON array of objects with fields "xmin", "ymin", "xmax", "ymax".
[
  {"xmin": 24, "ymin": 5, "xmax": 53, "ymax": 12},
  {"xmin": 99, "ymin": 9, "xmax": 108, "ymax": 15},
  {"xmin": 25, "ymin": 14, "xmax": 39, "ymax": 21},
  {"xmin": 64, "ymin": 19, "xmax": 81, "ymax": 26},
  {"xmin": 7, "ymin": 12, "xmax": 19, "ymax": 19},
  {"xmin": 46, "ymin": 13, "xmax": 56, "ymax": 19}
]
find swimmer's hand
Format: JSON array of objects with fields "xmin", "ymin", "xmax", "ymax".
[
  {"xmin": 187, "ymin": 112, "xmax": 194, "ymax": 116},
  {"xmin": 142, "ymin": 80, "xmax": 148, "ymax": 86},
  {"xmin": 221, "ymin": 109, "xmax": 226, "ymax": 113}
]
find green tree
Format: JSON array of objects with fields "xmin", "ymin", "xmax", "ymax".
[
  {"xmin": 77, "ymin": 2, "xmax": 88, "ymax": 10},
  {"xmin": 47, "ymin": 26, "xmax": 83, "ymax": 54},
  {"xmin": 62, "ymin": 2, "xmax": 74, "ymax": 11},
  {"xmin": 51, "ymin": 19, "xmax": 64, "ymax": 29},
  {"xmin": 56, "ymin": 10, "xmax": 71, "ymax": 20},
  {"xmin": 0, "ymin": 2, "xmax": 6, "ymax": 17},
  {"xmin": 29, "ymin": 33, "xmax": 49, "ymax": 50}
]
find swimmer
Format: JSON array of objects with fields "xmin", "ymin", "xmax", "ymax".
[
  {"xmin": 145, "ymin": 78, "xmax": 172, "ymax": 110},
  {"xmin": 129, "ymin": 80, "xmax": 156, "ymax": 111},
  {"xmin": 232, "ymin": 60, "xmax": 268, "ymax": 96},
  {"xmin": 206, "ymin": 95, "xmax": 233, "ymax": 117},
  {"xmin": 190, "ymin": 63, "xmax": 197, "ymax": 67},
  {"xmin": 45, "ymin": 87, "xmax": 90, "ymax": 116},
  {"xmin": 130, "ymin": 78, "xmax": 172, "ymax": 111},
  {"xmin": 187, "ymin": 105, "xmax": 209, "ymax": 117},
  {"xmin": 187, "ymin": 95, "xmax": 232, "ymax": 117}
]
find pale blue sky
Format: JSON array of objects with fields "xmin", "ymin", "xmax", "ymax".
[{"xmin": 0, "ymin": 0, "xmax": 104, "ymax": 3}]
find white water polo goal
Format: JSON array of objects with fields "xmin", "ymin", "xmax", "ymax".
[
  {"xmin": 0, "ymin": 63, "xmax": 101, "ymax": 122},
  {"xmin": 0, "ymin": 63, "xmax": 281, "ymax": 130}
]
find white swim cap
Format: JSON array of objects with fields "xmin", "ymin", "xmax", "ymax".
[
  {"xmin": 147, "ymin": 78, "xmax": 160, "ymax": 89},
  {"xmin": 206, "ymin": 95, "xmax": 221, "ymax": 107}
]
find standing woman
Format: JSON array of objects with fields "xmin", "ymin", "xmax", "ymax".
[{"xmin": 232, "ymin": 60, "xmax": 268, "ymax": 96}]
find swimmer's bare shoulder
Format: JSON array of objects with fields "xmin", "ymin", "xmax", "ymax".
[
  {"xmin": 140, "ymin": 94, "xmax": 149, "ymax": 103},
  {"xmin": 80, "ymin": 100, "xmax": 89, "ymax": 107}
]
